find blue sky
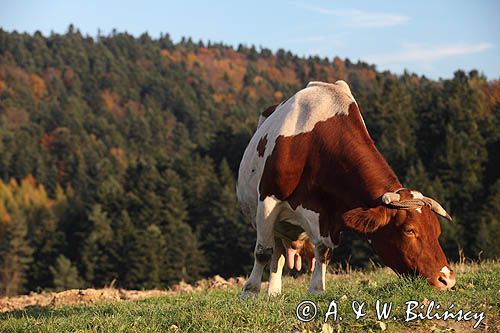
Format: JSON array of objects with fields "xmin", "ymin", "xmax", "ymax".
[{"xmin": 1, "ymin": 0, "xmax": 498, "ymax": 79}]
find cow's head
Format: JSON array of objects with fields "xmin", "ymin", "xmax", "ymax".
[{"xmin": 342, "ymin": 189, "xmax": 455, "ymax": 290}]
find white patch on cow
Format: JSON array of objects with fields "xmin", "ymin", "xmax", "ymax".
[
  {"xmin": 410, "ymin": 190, "xmax": 424, "ymax": 199},
  {"xmin": 268, "ymin": 250, "xmax": 285, "ymax": 296},
  {"xmin": 256, "ymin": 115, "xmax": 267, "ymax": 129},
  {"xmin": 440, "ymin": 266, "xmax": 451, "ymax": 278},
  {"xmin": 276, "ymin": 80, "xmax": 355, "ymax": 137},
  {"xmin": 280, "ymin": 204, "xmax": 321, "ymax": 243},
  {"xmin": 276, "ymin": 202, "xmax": 339, "ymax": 249},
  {"xmin": 416, "ymin": 207, "xmax": 422, "ymax": 213}
]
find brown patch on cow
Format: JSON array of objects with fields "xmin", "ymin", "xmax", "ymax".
[
  {"xmin": 259, "ymin": 102, "xmax": 401, "ymax": 240},
  {"xmin": 261, "ymin": 104, "xmax": 279, "ymax": 118},
  {"xmin": 257, "ymin": 134, "xmax": 268, "ymax": 157}
]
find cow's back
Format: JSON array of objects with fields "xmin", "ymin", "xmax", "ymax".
[{"xmin": 237, "ymin": 80, "xmax": 357, "ymax": 225}]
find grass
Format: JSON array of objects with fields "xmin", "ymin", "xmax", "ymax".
[{"xmin": 1, "ymin": 261, "xmax": 499, "ymax": 332}]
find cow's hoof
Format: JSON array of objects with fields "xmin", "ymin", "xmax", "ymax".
[
  {"xmin": 240, "ymin": 289, "xmax": 258, "ymax": 298},
  {"xmin": 267, "ymin": 288, "xmax": 282, "ymax": 297},
  {"xmin": 307, "ymin": 287, "xmax": 325, "ymax": 295},
  {"xmin": 241, "ymin": 283, "xmax": 260, "ymax": 298}
]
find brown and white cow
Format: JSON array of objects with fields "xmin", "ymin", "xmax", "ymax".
[{"xmin": 237, "ymin": 80, "xmax": 455, "ymax": 296}]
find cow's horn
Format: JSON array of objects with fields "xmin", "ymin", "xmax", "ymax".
[
  {"xmin": 424, "ymin": 197, "xmax": 453, "ymax": 222},
  {"xmin": 382, "ymin": 192, "xmax": 401, "ymax": 204}
]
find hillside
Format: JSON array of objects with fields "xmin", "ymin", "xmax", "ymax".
[
  {"xmin": 0, "ymin": 27, "xmax": 500, "ymax": 295},
  {"xmin": 0, "ymin": 261, "xmax": 498, "ymax": 332}
]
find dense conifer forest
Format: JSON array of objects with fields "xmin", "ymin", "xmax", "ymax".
[{"xmin": 0, "ymin": 26, "xmax": 499, "ymax": 295}]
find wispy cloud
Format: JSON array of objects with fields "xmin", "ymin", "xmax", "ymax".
[
  {"xmin": 366, "ymin": 42, "xmax": 495, "ymax": 64},
  {"xmin": 285, "ymin": 32, "xmax": 348, "ymax": 47},
  {"xmin": 297, "ymin": 4, "xmax": 410, "ymax": 27}
]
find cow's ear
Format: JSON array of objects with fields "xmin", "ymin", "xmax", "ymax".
[{"xmin": 342, "ymin": 206, "xmax": 391, "ymax": 234}]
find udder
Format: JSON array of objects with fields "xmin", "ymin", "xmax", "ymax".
[{"xmin": 274, "ymin": 220, "xmax": 315, "ymax": 272}]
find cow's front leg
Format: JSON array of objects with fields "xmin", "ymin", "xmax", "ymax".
[
  {"xmin": 241, "ymin": 197, "xmax": 280, "ymax": 297},
  {"xmin": 308, "ymin": 243, "xmax": 332, "ymax": 294},
  {"xmin": 268, "ymin": 237, "xmax": 286, "ymax": 296}
]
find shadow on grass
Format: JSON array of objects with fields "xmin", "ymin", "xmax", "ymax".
[{"xmin": 0, "ymin": 303, "xmax": 117, "ymax": 320}]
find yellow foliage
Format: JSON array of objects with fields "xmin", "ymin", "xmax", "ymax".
[
  {"xmin": 266, "ymin": 67, "xmax": 281, "ymax": 80},
  {"xmin": 0, "ymin": 176, "xmax": 55, "ymax": 219},
  {"xmin": 273, "ymin": 91, "xmax": 283, "ymax": 103},
  {"xmin": 110, "ymin": 147, "xmax": 128, "ymax": 170},
  {"xmin": 0, "ymin": 80, "xmax": 6, "ymax": 91},
  {"xmin": 101, "ymin": 90, "xmax": 123, "ymax": 118},
  {"xmin": 0, "ymin": 203, "xmax": 11, "ymax": 224},
  {"xmin": 281, "ymin": 67, "xmax": 298, "ymax": 85},
  {"xmin": 186, "ymin": 53, "xmax": 200, "ymax": 67},
  {"xmin": 253, "ymin": 76, "xmax": 264, "ymax": 85},
  {"xmin": 212, "ymin": 93, "xmax": 224, "ymax": 103},
  {"xmin": 160, "ymin": 49, "xmax": 182, "ymax": 62},
  {"xmin": 54, "ymin": 185, "xmax": 67, "ymax": 204},
  {"xmin": 245, "ymin": 87, "xmax": 257, "ymax": 100},
  {"xmin": 30, "ymin": 74, "xmax": 47, "ymax": 99},
  {"xmin": 160, "ymin": 49, "xmax": 171, "ymax": 59},
  {"xmin": 224, "ymin": 94, "xmax": 236, "ymax": 105},
  {"xmin": 489, "ymin": 81, "xmax": 500, "ymax": 108},
  {"xmin": 333, "ymin": 57, "xmax": 345, "ymax": 71},
  {"xmin": 189, "ymin": 48, "xmax": 247, "ymax": 92},
  {"xmin": 124, "ymin": 100, "xmax": 141, "ymax": 115},
  {"xmin": 256, "ymin": 58, "xmax": 270, "ymax": 73},
  {"xmin": 101, "ymin": 90, "xmax": 116, "ymax": 110}
]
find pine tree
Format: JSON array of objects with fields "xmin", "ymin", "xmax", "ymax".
[
  {"xmin": 366, "ymin": 75, "xmax": 417, "ymax": 178},
  {"xmin": 49, "ymin": 255, "xmax": 83, "ymax": 290},
  {"xmin": 200, "ymin": 159, "xmax": 253, "ymax": 276},
  {"xmin": 159, "ymin": 169, "xmax": 206, "ymax": 285},
  {"xmin": 434, "ymin": 72, "xmax": 488, "ymax": 254},
  {"xmin": 163, "ymin": 218, "xmax": 205, "ymax": 285},
  {"xmin": 0, "ymin": 219, "xmax": 33, "ymax": 295},
  {"xmin": 475, "ymin": 181, "xmax": 500, "ymax": 259},
  {"xmin": 81, "ymin": 204, "xmax": 115, "ymax": 286},
  {"xmin": 110, "ymin": 210, "xmax": 142, "ymax": 288},
  {"xmin": 0, "ymin": 181, "xmax": 34, "ymax": 296},
  {"xmin": 135, "ymin": 224, "xmax": 165, "ymax": 289}
]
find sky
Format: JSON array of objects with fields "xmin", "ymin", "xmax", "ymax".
[{"xmin": 1, "ymin": 0, "xmax": 499, "ymax": 80}]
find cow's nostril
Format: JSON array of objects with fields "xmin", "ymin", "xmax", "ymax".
[{"xmin": 438, "ymin": 276, "xmax": 447, "ymax": 286}]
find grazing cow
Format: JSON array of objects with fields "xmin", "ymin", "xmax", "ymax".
[{"xmin": 237, "ymin": 81, "xmax": 455, "ymax": 296}]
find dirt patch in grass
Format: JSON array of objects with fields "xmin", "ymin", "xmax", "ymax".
[{"xmin": 0, "ymin": 275, "xmax": 247, "ymax": 313}]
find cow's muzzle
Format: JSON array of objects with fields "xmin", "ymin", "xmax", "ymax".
[{"xmin": 432, "ymin": 266, "xmax": 456, "ymax": 290}]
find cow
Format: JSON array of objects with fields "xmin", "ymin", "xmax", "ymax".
[{"xmin": 237, "ymin": 80, "xmax": 456, "ymax": 296}]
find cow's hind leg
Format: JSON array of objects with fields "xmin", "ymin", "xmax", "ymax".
[
  {"xmin": 267, "ymin": 237, "xmax": 286, "ymax": 296},
  {"xmin": 242, "ymin": 197, "xmax": 281, "ymax": 297},
  {"xmin": 308, "ymin": 243, "xmax": 332, "ymax": 294}
]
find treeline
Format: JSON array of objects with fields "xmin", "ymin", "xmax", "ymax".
[{"xmin": 0, "ymin": 26, "xmax": 499, "ymax": 295}]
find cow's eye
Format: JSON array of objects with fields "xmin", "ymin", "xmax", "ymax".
[{"xmin": 404, "ymin": 229, "xmax": 416, "ymax": 236}]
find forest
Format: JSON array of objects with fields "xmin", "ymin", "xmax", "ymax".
[{"xmin": 0, "ymin": 26, "xmax": 499, "ymax": 296}]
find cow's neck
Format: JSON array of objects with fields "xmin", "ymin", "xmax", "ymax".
[
  {"xmin": 344, "ymin": 140, "xmax": 402, "ymax": 207},
  {"xmin": 322, "ymin": 104, "xmax": 402, "ymax": 209}
]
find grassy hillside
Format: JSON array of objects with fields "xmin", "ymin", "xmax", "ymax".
[{"xmin": 1, "ymin": 261, "xmax": 498, "ymax": 332}]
